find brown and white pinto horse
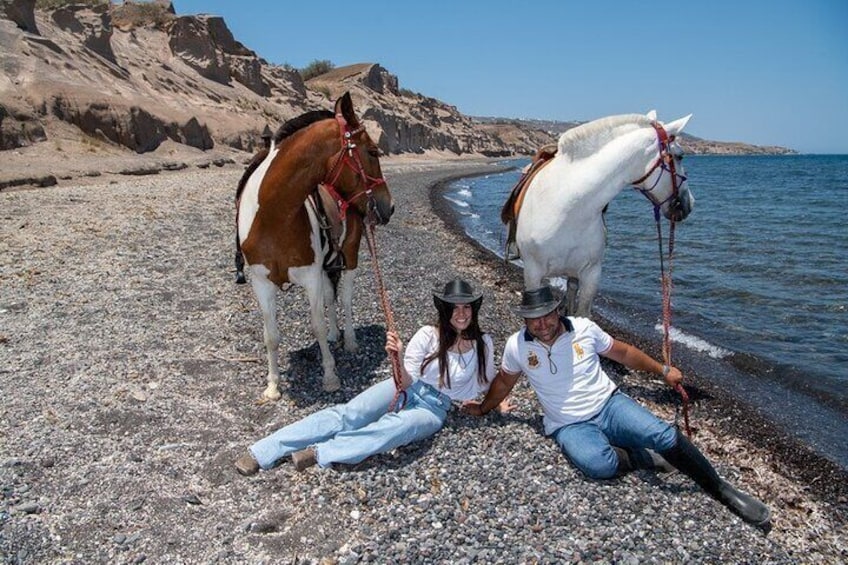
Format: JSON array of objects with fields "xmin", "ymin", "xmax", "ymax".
[{"xmin": 235, "ymin": 93, "xmax": 394, "ymax": 399}]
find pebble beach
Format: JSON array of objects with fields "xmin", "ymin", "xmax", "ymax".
[{"xmin": 1, "ymin": 159, "xmax": 846, "ymax": 563}]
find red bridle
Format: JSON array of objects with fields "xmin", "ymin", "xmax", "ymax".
[
  {"xmin": 321, "ymin": 114, "xmax": 387, "ymax": 222},
  {"xmin": 630, "ymin": 121, "xmax": 687, "ymax": 211}
]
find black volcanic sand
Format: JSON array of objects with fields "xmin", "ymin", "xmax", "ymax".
[{"xmin": 0, "ymin": 160, "xmax": 845, "ymax": 563}]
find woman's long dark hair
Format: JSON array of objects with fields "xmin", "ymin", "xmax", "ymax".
[{"xmin": 421, "ymin": 299, "xmax": 488, "ymax": 389}]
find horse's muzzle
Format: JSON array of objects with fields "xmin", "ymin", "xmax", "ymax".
[
  {"xmin": 666, "ymin": 187, "xmax": 694, "ymax": 221},
  {"xmin": 367, "ymin": 198, "xmax": 394, "ymax": 225}
]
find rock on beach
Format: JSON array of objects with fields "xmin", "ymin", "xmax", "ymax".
[{"xmin": 0, "ymin": 159, "xmax": 845, "ymax": 563}]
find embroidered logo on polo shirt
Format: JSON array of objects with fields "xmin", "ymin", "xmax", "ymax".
[
  {"xmin": 573, "ymin": 343, "xmax": 585, "ymax": 359},
  {"xmin": 527, "ymin": 351, "xmax": 539, "ymax": 369}
]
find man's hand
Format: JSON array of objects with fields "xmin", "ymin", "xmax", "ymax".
[
  {"xmin": 461, "ymin": 400, "xmax": 484, "ymax": 417},
  {"xmin": 663, "ymin": 365, "xmax": 683, "ymax": 388},
  {"xmin": 496, "ymin": 398, "xmax": 516, "ymax": 414}
]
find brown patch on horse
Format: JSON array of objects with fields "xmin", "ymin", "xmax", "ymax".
[
  {"xmin": 240, "ymin": 120, "xmax": 340, "ymax": 286},
  {"xmin": 501, "ymin": 144, "xmax": 558, "ymax": 257}
]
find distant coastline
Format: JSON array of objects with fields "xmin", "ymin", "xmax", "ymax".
[{"xmin": 472, "ymin": 116, "xmax": 797, "ymax": 155}]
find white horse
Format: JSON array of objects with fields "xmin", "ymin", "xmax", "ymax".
[{"xmin": 512, "ymin": 111, "xmax": 695, "ymax": 317}]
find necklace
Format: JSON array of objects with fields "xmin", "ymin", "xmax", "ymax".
[
  {"xmin": 537, "ymin": 341, "xmax": 559, "ymax": 374},
  {"xmin": 451, "ymin": 338, "xmax": 473, "ymax": 369}
]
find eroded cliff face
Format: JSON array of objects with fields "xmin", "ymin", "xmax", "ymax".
[{"xmin": 0, "ymin": 2, "xmax": 539, "ymax": 158}]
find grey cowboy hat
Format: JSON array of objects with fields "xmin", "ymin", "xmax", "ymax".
[
  {"xmin": 432, "ymin": 278, "xmax": 483, "ymax": 309},
  {"xmin": 512, "ymin": 286, "xmax": 562, "ymax": 318}
]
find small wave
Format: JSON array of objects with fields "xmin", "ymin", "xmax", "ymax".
[
  {"xmin": 443, "ymin": 196, "xmax": 469, "ymax": 208},
  {"xmin": 655, "ymin": 324, "xmax": 731, "ymax": 359},
  {"xmin": 457, "ymin": 188, "xmax": 472, "ymax": 198}
]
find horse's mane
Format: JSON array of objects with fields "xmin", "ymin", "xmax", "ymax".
[
  {"xmin": 557, "ymin": 114, "xmax": 652, "ymax": 162},
  {"xmin": 273, "ymin": 110, "xmax": 335, "ymax": 145}
]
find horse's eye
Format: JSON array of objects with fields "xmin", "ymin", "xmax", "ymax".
[
  {"xmin": 368, "ymin": 148, "xmax": 380, "ymax": 158},
  {"xmin": 670, "ymin": 144, "xmax": 684, "ymax": 160}
]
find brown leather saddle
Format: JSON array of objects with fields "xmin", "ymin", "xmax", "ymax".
[
  {"xmin": 307, "ymin": 184, "xmax": 348, "ymax": 272},
  {"xmin": 501, "ymin": 144, "xmax": 558, "ymax": 259}
]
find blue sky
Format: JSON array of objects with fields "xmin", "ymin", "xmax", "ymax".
[{"xmin": 175, "ymin": 0, "xmax": 847, "ymax": 153}]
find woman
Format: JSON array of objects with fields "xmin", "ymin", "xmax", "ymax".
[{"xmin": 235, "ymin": 278, "xmax": 508, "ymax": 474}]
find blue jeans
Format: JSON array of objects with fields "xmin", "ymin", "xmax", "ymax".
[
  {"xmin": 553, "ymin": 391, "xmax": 677, "ymax": 479},
  {"xmin": 250, "ymin": 378, "xmax": 451, "ymax": 468}
]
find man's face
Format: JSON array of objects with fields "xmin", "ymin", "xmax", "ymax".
[{"xmin": 525, "ymin": 311, "xmax": 561, "ymax": 345}]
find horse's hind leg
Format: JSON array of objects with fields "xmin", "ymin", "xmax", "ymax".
[
  {"xmin": 566, "ymin": 277, "xmax": 579, "ymax": 316},
  {"xmin": 323, "ymin": 273, "xmax": 340, "ymax": 343},
  {"xmin": 235, "ymin": 234, "xmax": 247, "ymax": 284},
  {"xmin": 250, "ymin": 269, "xmax": 282, "ymax": 401},
  {"xmin": 340, "ymin": 269, "xmax": 358, "ymax": 353}
]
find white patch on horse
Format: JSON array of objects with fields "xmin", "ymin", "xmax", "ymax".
[{"xmin": 238, "ymin": 146, "xmax": 279, "ymax": 247}]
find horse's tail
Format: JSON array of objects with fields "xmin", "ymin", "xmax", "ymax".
[{"xmin": 234, "ymin": 148, "xmax": 270, "ymax": 284}]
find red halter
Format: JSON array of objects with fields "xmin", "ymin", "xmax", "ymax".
[
  {"xmin": 321, "ymin": 114, "xmax": 386, "ymax": 222},
  {"xmin": 630, "ymin": 121, "xmax": 687, "ymax": 210}
]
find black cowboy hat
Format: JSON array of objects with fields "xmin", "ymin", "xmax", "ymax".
[
  {"xmin": 432, "ymin": 278, "xmax": 483, "ymax": 309},
  {"xmin": 511, "ymin": 286, "xmax": 562, "ymax": 318}
]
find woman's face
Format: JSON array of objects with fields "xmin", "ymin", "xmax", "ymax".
[{"xmin": 449, "ymin": 303, "xmax": 473, "ymax": 333}]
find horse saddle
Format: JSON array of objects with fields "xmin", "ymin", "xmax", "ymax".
[
  {"xmin": 500, "ymin": 143, "xmax": 558, "ymax": 260},
  {"xmin": 307, "ymin": 184, "xmax": 348, "ymax": 273}
]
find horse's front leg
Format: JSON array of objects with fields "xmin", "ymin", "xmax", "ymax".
[
  {"xmin": 522, "ymin": 258, "xmax": 546, "ymax": 291},
  {"xmin": 575, "ymin": 265, "xmax": 601, "ymax": 318},
  {"xmin": 250, "ymin": 270, "xmax": 282, "ymax": 401},
  {"xmin": 305, "ymin": 273, "xmax": 340, "ymax": 392},
  {"xmin": 340, "ymin": 269, "xmax": 358, "ymax": 353}
]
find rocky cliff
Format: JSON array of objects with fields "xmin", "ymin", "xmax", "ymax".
[
  {"xmin": 0, "ymin": 0, "xmax": 541, "ymax": 161},
  {"xmin": 0, "ymin": 0, "xmax": 793, "ymax": 173}
]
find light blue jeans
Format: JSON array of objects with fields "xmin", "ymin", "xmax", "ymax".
[
  {"xmin": 553, "ymin": 391, "xmax": 677, "ymax": 479},
  {"xmin": 250, "ymin": 378, "xmax": 451, "ymax": 468}
]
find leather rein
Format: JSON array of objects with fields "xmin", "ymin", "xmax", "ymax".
[
  {"xmin": 321, "ymin": 115, "xmax": 406, "ymax": 411},
  {"xmin": 631, "ymin": 122, "xmax": 693, "ymax": 437}
]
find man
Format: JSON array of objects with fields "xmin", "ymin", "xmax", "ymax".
[{"xmin": 463, "ymin": 286, "xmax": 771, "ymax": 528}]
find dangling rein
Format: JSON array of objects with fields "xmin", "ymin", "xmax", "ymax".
[
  {"xmin": 653, "ymin": 209, "xmax": 692, "ymax": 437},
  {"xmin": 363, "ymin": 224, "xmax": 407, "ymax": 411}
]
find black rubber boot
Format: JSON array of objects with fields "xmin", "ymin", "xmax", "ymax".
[
  {"xmin": 614, "ymin": 447, "xmax": 675, "ymax": 475},
  {"xmin": 613, "ymin": 446, "xmax": 635, "ymax": 476},
  {"xmin": 660, "ymin": 430, "xmax": 771, "ymax": 529}
]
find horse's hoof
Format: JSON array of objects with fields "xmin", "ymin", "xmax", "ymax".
[
  {"xmin": 261, "ymin": 387, "xmax": 281, "ymax": 402},
  {"xmin": 235, "ymin": 273, "xmax": 246, "ymax": 284},
  {"xmin": 322, "ymin": 379, "xmax": 341, "ymax": 393},
  {"xmin": 344, "ymin": 341, "xmax": 359, "ymax": 354}
]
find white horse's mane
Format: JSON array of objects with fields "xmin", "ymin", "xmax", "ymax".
[{"xmin": 557, "ymin": 114, "xmax": 653, "ymax": 162}]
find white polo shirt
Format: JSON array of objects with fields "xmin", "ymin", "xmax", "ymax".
[
  {"xmin": 501, "ymin": 317, "xmax": 617, "ymax": 435},
  {"xmin": 404, "ymin": 325, "xmax": 496, "ymax": 401}
]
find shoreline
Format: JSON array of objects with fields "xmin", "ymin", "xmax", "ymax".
[
  {"xmin": 1, "ymin": 162, "xmax": 845, "ymax": 562},
  {"xmin": 430, "ymin": 170, "xmax": 848, "ymax": 498}
]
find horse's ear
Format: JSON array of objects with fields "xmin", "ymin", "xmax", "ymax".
[
  {"xmin": 334, "ymin": 92, "xmax": 359, "ymax": 128},
  {"xmin": 646, "ymin": 110, "xmax": 657, "ymax": 121},
  {"xmin": 664, "ymin": 114, "xmax": 693, "ymax": 136}
]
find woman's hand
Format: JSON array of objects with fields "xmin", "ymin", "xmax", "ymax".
[
  {"xmin": 385, "ymin": 331, "xmax": 413, "ymax": 390},
  {"xmin": 385, "ymin": 331, "xmax": 403, "ymax": 356}
]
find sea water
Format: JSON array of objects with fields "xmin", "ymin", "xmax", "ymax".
[{"xmin": 441, "ymin": 154, "xmax": 848, "ymax": 467}]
